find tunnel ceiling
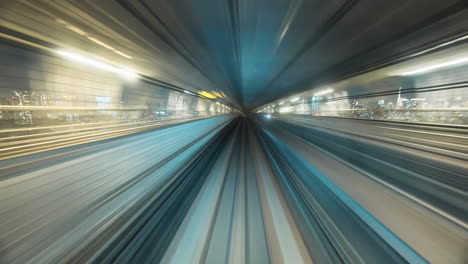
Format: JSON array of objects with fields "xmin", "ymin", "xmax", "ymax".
[{"xmin": 1, "ymin": 0, "xmax": 467, "ymax": 110}]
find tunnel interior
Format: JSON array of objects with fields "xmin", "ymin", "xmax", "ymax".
[{"xmin": 0, "ymin": 1, "xmax": 467, "ymax": 264}]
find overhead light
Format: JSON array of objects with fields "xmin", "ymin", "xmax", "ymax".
[
  {"xmin": 184, "ymin": 90, "xmax": 193, "ymax": 95},
  {"xmin": 290, "ymin": 97, "xmax": 300, "ymax": 102},
  {"xmin": 401, "ymin": 57, "xmax": 468, "ymax": 75},
  {"xmin": 216, "ymin": 102, "xmax": 220, "ymax": 105},
  {"xmin": 56, "ymin": 50, "xmax": 136, "ymax": 79},
  {"xmin": 314, "ymin": 89, "xmax": 333, "ymax": 96},
  {"xmin": 279, "ymin": 101, "xmax": 284, "ymax": 105}
]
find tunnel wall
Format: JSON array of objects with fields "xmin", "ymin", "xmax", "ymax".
[{"xmin": 0, "ymin": 44, "xmax": 228, "ymax": 129}]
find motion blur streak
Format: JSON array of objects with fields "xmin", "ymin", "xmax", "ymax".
[{"xmin": 1, "ymin": 0, "xmax": 468, "ymax": 264}]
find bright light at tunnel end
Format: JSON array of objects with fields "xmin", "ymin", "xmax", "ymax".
[{"xmin": 56, "ymin": 50, "xmax": 137, "ymax": 79}]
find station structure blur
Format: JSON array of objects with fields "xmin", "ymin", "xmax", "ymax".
[{"xmin": 0, "ymin": 1, "xmax": 467, "ymax": 264}]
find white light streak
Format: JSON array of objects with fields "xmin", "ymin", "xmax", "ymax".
[
  {"xmin": 314, "ymin": 88, "xmax": 334, "ymax": 96},
  {"xmin": 279, "ymin": 101, "xmax": 284, "ymax": 105},
  {"xmin": 401, "ymin": 57, "xmax": 468, "ymax": 75},
  {"xmin": 56, "ymin": 50, "xmax": 137, "ymax": 79},
  {"xmin": 290, "ymin": 97, "xmax": 300, "ymax": 102},
  {"xmin": 113, "ymin": 50, "xmax": 133, "ymax": 59}
]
